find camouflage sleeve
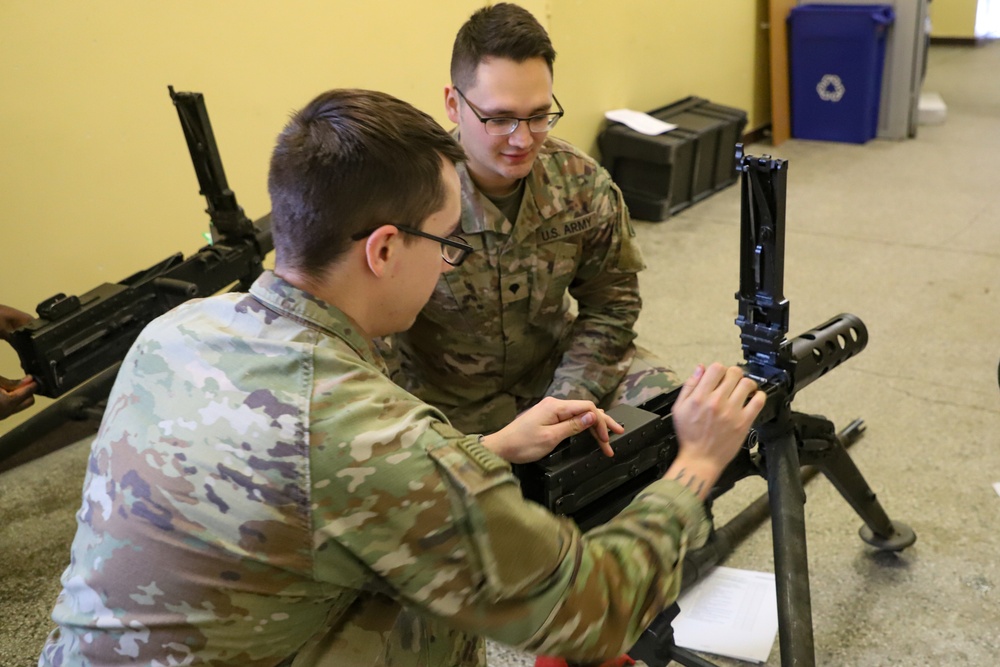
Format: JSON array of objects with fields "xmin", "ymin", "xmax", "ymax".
[
  {"xmin": 426, "ymin": 427, "xmax": 711, "ymax": 662},
  {"xmin": 309, "ymin": 371, "xmax": 708, "ymax": 664},
  {"xmin": 545, "ymin": 177, "xmax": 645, "ymax": 404}
]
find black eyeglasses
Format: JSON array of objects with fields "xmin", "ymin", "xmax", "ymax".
[
  {"xmin": 351, "ymin": 225, "xmax": 474, "ymax": 267},
  {"xmin": 454, "ymin": 87, "xmax": 564, "ymax": 136}
]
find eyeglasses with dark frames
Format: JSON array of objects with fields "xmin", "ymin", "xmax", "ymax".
[
  {"xmin": 453, "ymin": 87, "xmax": 564, "ymax": 136},
  {"xmin": 351, "ymin": 225, "xmax": 474, "ymax": 267}
]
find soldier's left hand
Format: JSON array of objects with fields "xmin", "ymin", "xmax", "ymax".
[{"xmin": 481, "ymin": 397, "xmax": 623, "ymax": 464}]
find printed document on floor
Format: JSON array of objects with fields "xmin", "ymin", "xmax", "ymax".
[{"xmin": 672, "ymin": 566, "xmax": 778, "ymax": 663}]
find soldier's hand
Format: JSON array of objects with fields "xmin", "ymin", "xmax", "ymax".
[
  {"xmin": 0, "ymin": 305, "xmax": 32, "ymax": 340},
  {"xmin": 665, "ymin": 363, "xmax": 765, "ymax": 499},
  {"xmin": 482, "ymin": 397, "xmax": 624, "ymax": 464},
  {"xmin": 0, "ymin": 375, "xmax": 37, "ymax": 420}
]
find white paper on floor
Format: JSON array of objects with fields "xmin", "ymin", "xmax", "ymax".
[{"xmin": 672, "ymin": 566, "xmax": 778, "ymax": 664}]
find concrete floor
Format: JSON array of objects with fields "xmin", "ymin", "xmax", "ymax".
[{"xmin": 2, "ymin": 43, "xmax": 998, "ymax": 666}]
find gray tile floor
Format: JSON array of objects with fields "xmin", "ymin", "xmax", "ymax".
[{"xmin": 2, "ymin": 43, "xmax": 998, "ymax": 666}]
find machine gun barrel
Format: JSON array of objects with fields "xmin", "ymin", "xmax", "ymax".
[
  {"xmin": 752, "ymin": 312, "xmax": 868, "ymax": 423},
  {"xmin": 788, "ymin": 313, "xmax": 867, "ymax": 389}
]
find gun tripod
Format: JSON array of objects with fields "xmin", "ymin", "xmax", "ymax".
[
  {"xmin": 630, "ymin": 150, "xmax": 916, "ymax": 667},
  {"xmin": 535, "ymin": 151, "xmax": 916, "ymax": 667},
  {"xmin": 622, "ymin": 404, "xmax": 914, "ymax": 667}
]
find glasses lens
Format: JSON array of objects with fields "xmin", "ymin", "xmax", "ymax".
[
  {"xmin": 484, "ymin": 118, "xmax": 518, "ymax": 136},
  {"xmin": 442, "ymin": 236, "xmax": 468, "ymax": 265},
  {"xmin": 528, "ymin": 114, "xmax": 560, "ymax": 133}
]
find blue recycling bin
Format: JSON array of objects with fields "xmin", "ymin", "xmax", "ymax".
[{"xmin": 788, "ymin": 4, "xmax": 895, "ymax": 144}]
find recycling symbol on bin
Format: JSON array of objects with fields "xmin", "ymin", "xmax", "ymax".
[{"xmin": 816, "ymin": 74, "xmax": 846, "ymax": 102}]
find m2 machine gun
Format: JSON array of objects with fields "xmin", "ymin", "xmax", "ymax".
[
  {"xmin": 516, "ymin": 148, "xmax": 916, "ymax": 667},
  {"xmin": 0, "ymin": 88, "xmax": 272, "ymax": 467}
]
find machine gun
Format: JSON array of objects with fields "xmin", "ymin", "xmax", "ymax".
[
  {"xmin": 0, "ymin": 87, "xmax": 272, "ymax": 468},
  {"xmin": 516, "ymin": 148, "xmax": 916, "ymax": 667},
  {"xmin": 516, "ymin": 313, "xmax": 868, "ymax": 532}
]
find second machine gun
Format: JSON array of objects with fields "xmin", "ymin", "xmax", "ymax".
[
  {"xmin": 0, "ymin": 87, "xmax": 272, "ymax": 468},
  {"xmin": 515, "ymin": 148, "xmax": 916, "ymax": 667}
]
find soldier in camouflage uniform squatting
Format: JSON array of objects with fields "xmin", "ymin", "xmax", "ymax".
[
  {"xmin": 38, "ymin": 89, "xmax": 764, "ymax": 667},
  {"xmin": 386, "ymin": 3, "xmax": 677, "ymax": 436}
]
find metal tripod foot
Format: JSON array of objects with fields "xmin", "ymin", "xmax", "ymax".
[{"xmin": 859, "ymin": 520, "xmax": 916, "ymax": 552}]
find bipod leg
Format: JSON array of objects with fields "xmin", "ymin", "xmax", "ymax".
[
  {"xmin": 758, "ymin": 409, "xmax": 815, "ymax": 667},
  {"xmin": 793, "ymin": 413, "xmax": 916, "ymax": 552}
]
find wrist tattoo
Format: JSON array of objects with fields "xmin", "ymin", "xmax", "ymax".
[{"xmin": 670, "ymin": 467, "xmax": 706, "ymax": 497}]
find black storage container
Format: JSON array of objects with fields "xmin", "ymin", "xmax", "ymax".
[{"xmin": 598, "ymin": 96, "xmax": 748, "ymax": 221}]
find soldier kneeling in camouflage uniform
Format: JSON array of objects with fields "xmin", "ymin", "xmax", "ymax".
[
  {"xmin": 387, "ymin": 3, "xmax": 679, "ymax": 437},
  {"xmin": 38, "ymin": 88, "xmax": 764, "ymax": 667}
]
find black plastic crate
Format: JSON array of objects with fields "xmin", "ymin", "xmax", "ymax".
[{"xmin": 598, "ymin": 96, "xmax": 748, "ymax": 221}]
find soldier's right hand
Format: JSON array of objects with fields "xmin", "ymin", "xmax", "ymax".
[{"xmin": 664, "ymin": 363, "xmax": 765, "ymax": 498}]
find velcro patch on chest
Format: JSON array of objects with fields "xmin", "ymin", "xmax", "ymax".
[{"xmin": 501, "ymin": 271, "xmax": 529, "ymax": 304}]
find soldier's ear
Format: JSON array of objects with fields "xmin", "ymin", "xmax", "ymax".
[
  {"xmin": 362, "ymin": 225, "xmax": 399, "ymax": 278},
  {"xmin": 444, "ymin": 86, "xmax": 461, "ymax": 125}
]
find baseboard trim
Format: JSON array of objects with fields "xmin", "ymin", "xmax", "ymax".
[
  {"xmin": 930, "ymin": 36, "xmax": 993, "ymax": 47},
  {"xmin": 741, "ymin": 125, "xmax": 772, "ymax": 146}
]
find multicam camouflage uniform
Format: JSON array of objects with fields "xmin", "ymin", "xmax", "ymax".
[
  {"xmin": 389, "ymin": 136, "xmax": 679, "ymax": 435},
  {"xmin": 38, "ymin": 271, "xmax": 709, "ymax": 667}
]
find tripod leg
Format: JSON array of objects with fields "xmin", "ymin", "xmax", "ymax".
[
  {"xmin": 759, "ymin": 417, "xmax": 816, "ymax": 667},
  {"xmin": 794, "ymin": 413, "xmax": 916, "ymax": 552}
]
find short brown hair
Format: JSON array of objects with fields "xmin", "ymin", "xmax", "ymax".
[
  {"xmin": 450, "ymin": 3, "xmax": 557, "ymax": 90},
  {"xmin": 267, "ymin": 89, "xmax": 466, "ymax": 274}
]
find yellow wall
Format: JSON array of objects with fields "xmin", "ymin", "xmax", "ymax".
[
  {"xmin": 548, "ymin": 0, "xmax": 766, "ymax": 154},
  {"xmin": 0, "ymin": 1, "xmax": 765, "ymax": 434},
  {"xmin": 930, "ymin": 0, "xmax": 979, "ymax": 38}
]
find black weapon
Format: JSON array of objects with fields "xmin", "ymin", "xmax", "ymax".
[
  {"xmin": 516, "ymin": 148, "xmax": 916, "ymax": 667},
  {"xmin": 0, "ymin": 87, "xmax": 272, "ymax": 468}
]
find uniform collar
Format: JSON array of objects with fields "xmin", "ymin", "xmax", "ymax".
[
  {"xmin": 249, "ymin": 271, "xmax": 386, "ymax": 371},
  {"xmin": 454, "ymin": 136, "xmax": 574, "ymax": 238}
]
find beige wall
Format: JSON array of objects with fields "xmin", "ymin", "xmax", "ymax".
[
  {"xmin": 930, "ymin": 0, "xmax": 979, "ymax": 38},
  {"xmin": 0, "ymin": 1, "xmax": 765, "ymax": 433},
  {"xmin": 548, "ymin": 0, "xmax": 766, "ymax": 154}
]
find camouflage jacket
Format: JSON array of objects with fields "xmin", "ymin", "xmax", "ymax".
[
  {"xmin": 39, "ymin": 271, "xmax": 708, "ymax": 667},
  {"xmin": 390, "ymin": 136, "xmax": 645, "ymax": 434}
]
